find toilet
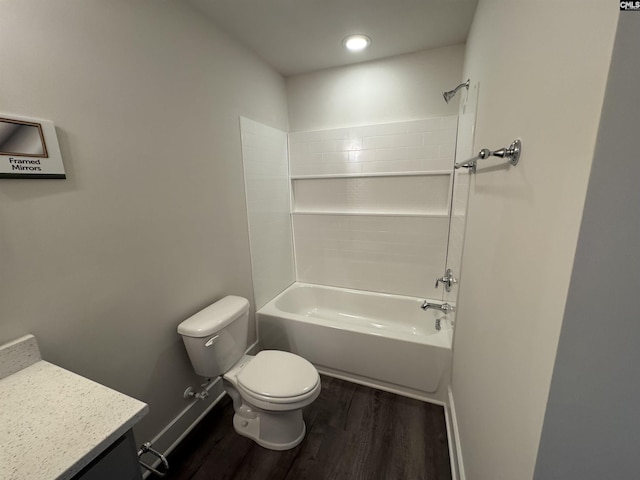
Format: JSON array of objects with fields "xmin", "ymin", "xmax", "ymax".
[{"xmin": 177, "ymin": 295, "xmax": 320, "ymax": 450}]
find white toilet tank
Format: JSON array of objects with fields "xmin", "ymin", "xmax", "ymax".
[{"xmin": 177, "ymin": 296, "xmax": 250, "ymax": 377}]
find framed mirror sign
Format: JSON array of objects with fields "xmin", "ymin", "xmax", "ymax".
[{"xmin": 0, "ymin": 113, "xmax": 66, "ymax": 179}]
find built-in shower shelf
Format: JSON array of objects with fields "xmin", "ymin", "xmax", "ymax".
[
  {"xmin": 290, "ymin": 171, "xmax": 451, "ymax": 180},
  {"xmin": 291, "ymin": 211, "xmax": 449, "ymax": 218},
  {"xmin": 291, "ymin": 174, "xmax": 451, "ymax": 215}
]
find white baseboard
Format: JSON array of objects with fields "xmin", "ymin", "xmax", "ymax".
[
  {"xmin": 140, "ymin": 341, "xmax": 259, "ymax": 478},
  {"xmin": 140, "ymin": 381, "xmax": 226, "ymax": 479},
  {"xmin": 447, "ymin": 386, "xmax": 466, "ymax": 480},
  {"xmin": 444, "ymin": 400, "xmax": 457, "ymax": 480}
]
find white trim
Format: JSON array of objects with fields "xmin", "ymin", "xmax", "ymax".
[
  {"xmin": 147, "ymin": 384, "xmax": 223, "ymax": 450},
  {"xmin": 141, "ymin": 382, "xmax": 226, "ymax": 479},
  {"xmin": 140, "ymin": 341, "xmax": 259, "ymax": 479},
  {"xmin": 291, "ymin": 211, "xmax": 449, "ymax": 218},
  {"xmin": 444, "ymin": 401, "xmax": 457, "ymax": 480},
  {"xmin": 161, "ymin": 389, "xmax": 226, "ymax": 456},
  {"xmin": 287, "ymin": 134, "xmax": 299, "ymax": 285},
  {"xmin": 316, "ymin": 365, "xmax": 447, "ymax": 406},
  {"xmin": 290, "ymin": 170, "xmax": 452, "ymax": 179},
  {"xmin": 447, "ymin": 386, "xmax": 466, "ymax": 480}
]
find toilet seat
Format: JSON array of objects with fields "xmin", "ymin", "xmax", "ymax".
[
  {"xmin": 228, "ymin": 351, "xmax": 321, "ymax": 411},
  {"xmin": 239, "ymin": 377, "xmax": 319, "ymax": 401}
]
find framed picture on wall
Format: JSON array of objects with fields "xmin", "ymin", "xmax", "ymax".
[{"xmin": 0, "ymin": 113, "xmax": 66, "ymax": 179}]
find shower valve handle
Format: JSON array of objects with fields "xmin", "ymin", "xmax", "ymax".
[{"xmin": 435, "ymin": 269, "xmax": 458, "ymax": 292}]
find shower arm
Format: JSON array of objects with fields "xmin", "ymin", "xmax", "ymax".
[
  {"xmin": 451, "ymin": 81, "xmax": 469, "ymax": 95},
  {"xmin": 443, "ymin": 79, "xmax": 470, "ymax": 103},
  {"xmin": 454, "ymin": 139, "xmax": 522, "ymax": 173}
]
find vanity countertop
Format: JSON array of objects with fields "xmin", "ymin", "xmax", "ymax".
[{"xmin": 0, "ymin": 335, "xmax": 148, "ymax": 480}]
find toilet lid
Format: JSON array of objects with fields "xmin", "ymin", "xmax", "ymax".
[{"xmin": 237, "ymin": 350, "xmax": 319, "ymax": 399}]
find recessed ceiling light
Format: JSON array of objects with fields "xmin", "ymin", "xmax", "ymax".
[{"xmin": 343, "ymin": 34, "xmax": 371, "ymax": 52}]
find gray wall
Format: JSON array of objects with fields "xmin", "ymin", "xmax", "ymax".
[
  {"xmin": 451, "ymin": 1, "xmax": 618, "ymax": 478},
  {"xmin": 286, "ymin": 45, "xmax": 464, "ymax": 132},
  {"xmin": 0, "ymin": 0, "xmax": 288, "ymax": 442},
  {"xmin": 534, "ymin": 14, "xmax": 640, "ymax": 479}
]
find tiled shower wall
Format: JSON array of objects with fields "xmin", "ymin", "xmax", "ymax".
[
  {"xmin": 289, "ymin": 117, "xmax": 457, "ymax": 299},
  {"xmin": 240, "ymin": 117, "xmax": 295, "ymax": 309}
]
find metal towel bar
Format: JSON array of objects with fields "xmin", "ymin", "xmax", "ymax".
[{"xmin": 455, "ymin": 139, "xmax": 522, "ymax": 173}]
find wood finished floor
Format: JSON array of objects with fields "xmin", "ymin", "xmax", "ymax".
[{"xmin": 164, "ymin": 376, "xmax": 451, "ymax": 480}]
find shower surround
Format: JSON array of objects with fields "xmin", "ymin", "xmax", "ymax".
[
  {"xmin": 289, "ymin": 117, "xmax": 458, "ymax": 300},
  {"xmin": 241, "ymin": 115, "xmax": 461, "ymax": 401}
]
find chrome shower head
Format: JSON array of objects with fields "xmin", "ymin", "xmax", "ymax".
[
  {"xmin": 443, "ymin": 90, "xmax": 457, "ymax": 103},
  {"xmin": 443, "ymin": 79, "xmax": 470, "ymax": 104}
]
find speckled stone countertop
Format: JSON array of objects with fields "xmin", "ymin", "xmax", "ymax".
[{"xmin": 0, "ymin": 335, "xmax": 148, "ymax": 480}]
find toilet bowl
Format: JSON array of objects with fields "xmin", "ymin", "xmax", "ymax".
[
  {"xmin": 177, "ymin": 295, "xmax": 321, "ymax": 450},
  {"xmin": 223, "ymin": 351, "xmax": 320, "ymax": 449}
]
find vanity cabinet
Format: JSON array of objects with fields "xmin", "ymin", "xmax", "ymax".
[
  {"xmin": 74, "ymin": 430, "xmax": 142, "ymax": 480},
  {"xmin": 0, "ymin": 334, "xmax": 148, "ymax": 480}
]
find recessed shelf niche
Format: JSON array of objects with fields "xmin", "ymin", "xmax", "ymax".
[{"xmin": 291, "ymin": 173, "xmax": 451, "ymax": 216}]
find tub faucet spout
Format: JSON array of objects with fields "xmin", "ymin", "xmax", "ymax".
[{"xmin": 421, "ymin": 301, "xmax": 454, "ymax": 314}]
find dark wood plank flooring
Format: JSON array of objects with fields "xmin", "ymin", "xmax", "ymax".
[{"xmin": 164, "ymin": 376, "xmax": 451, "ymax": 480}]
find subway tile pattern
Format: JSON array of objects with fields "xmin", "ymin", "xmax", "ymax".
[
  {"xmin": 289, "ymin": 117, "xmax": 458, "ymax": 176},
  {"xmin": 293, "ymin": 214, "xmax": 449, "ymax": 298},
  {"xmin": 292, "ymin": 174, "xmax": 451, "ymax": 215},
  {"xmin": 289, "ymin": 117, "xmax": 456, "ymax": 299},
  {"xmin": 240, "ymin": 117, "xmax": 295, "ymax": 309}
]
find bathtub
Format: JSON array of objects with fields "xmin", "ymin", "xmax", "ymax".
[{"xmin": 257, "ymin": 283, "xmax": 453, "ymax": 400}]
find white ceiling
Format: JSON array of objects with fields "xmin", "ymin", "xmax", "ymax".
[{"xmin": 185, "ymin": 0, "xmax": 478, "ymax": 77}]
